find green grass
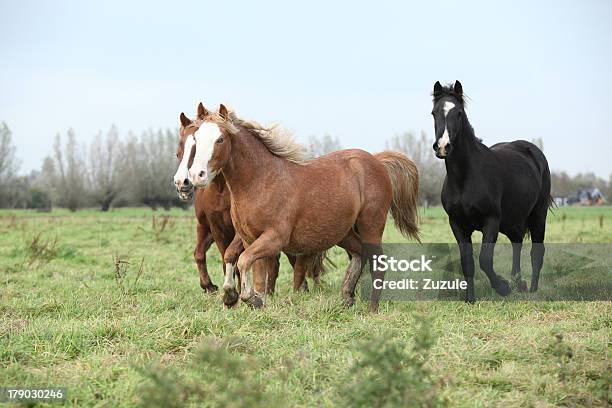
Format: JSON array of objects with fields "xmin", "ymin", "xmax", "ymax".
[{"xmin": 0, "ymin": 207, "xmax": 610, "ymax": 407}]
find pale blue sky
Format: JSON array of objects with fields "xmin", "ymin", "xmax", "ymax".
[{"xmin": 1, "ymin": 0, "xmax": 611, "ymax": 176}]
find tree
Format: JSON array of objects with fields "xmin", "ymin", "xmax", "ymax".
[
  {"xmin": 124, "ymin": 129, "xmax": 178, "ymax": 210},
  {"xmin": 307, "ymin": 134, "xmax": 341, "ymax": 158},
  {"xmin": 45, "ymin": 130, "xmax": 88, "ymax": 211},
  {"xmin": 531, "ymin": 137, "xmax": 544, "ymax": 151},
  {"xmin": 9, "ymin": 170, "xmax": 52, "ymax": 211},
  {"xmin": 387, "ymin": 131, "xmax": 445, "ymax": 206},
  {"xmin": 0, "ymin": 122, "xmax": 20, "ymax": 207},
  {"xmin": 88, "ymin": 126, "xmax": 127, "ymax": 211}
]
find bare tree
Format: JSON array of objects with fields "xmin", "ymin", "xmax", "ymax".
[
  {"xmin": 0, "ymin": 122, "xmax": 20, "ymax": 207},
  {"xmin": 45, "ymin": 130, "xmax": 88, "ymax": 211},
  {"xmin": 387, "ymin": 131, "xmax": 445, "ymax": 206},
  {"xmin": 123, "ymin": 129, "xmax": 178, "ymax": 210},
  {"xmin": 88, "ymin": 126, "xmax": 126, "ymax": 211},
  {"xmin": 307, "ymin": 134, "xmax": 342, "ymax": 158},
  {"xmin": 531, "ymin": 137, "xmax": 544, "ymax": 151}
]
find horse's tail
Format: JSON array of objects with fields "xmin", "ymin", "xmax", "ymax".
[
  {"xmin": 304, "ymin": 251, "xmax": 328, "ymax": 284},
  {"xmin": 374, "ymin": 151, "xmax": 421, "ymax": 242}
]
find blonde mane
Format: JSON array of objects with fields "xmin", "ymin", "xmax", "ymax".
[{"xmin": 204, "ymin": 110, "xmax": 308, "ymax": 164}]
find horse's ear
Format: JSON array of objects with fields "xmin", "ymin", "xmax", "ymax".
[
  {"xmin": 197, "ymin": 102, "xmax": 209, "ymax": 120},
  {"xmin": 180, "ymin": 112, "xmax": 192, "ymax": 127},
  {"xmin": 433, "ymin": 81, "xmax": 443, "ymax": 94},
  {"xmin": 453, "ymin": 80, "xmax": 463, "ymax": 97},
  {"xmin": 219, "ymin": 104, "xmax": 229, "ymax": 120}
]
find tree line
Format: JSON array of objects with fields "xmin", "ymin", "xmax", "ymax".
[
  {"xmin": 0, "ymin": 121, "xmax": 609, "ymax": 210},
  {"xmin": 0, "ymin": 122, "xmax": 184, "ymax": 211}
]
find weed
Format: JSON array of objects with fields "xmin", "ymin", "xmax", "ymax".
[
  {"xmin": 547, "ymin": 329, "xmax": 574, "ymax": 384},
  {"xmin": 26, "ymin": 233, "xmax": 59, "ymax": 266},
  {"xmin": 137, "ymin": 214, "xmax": 175, "ymax": 243},
  {"xmin": 342, "ymin": 310, "xmax": 445, "ymax": 408},
  {"xmin": 113, "ymin": 255, "xmax": 145, "ymax": 295},
  {"xmin": 138, "ymin": 337, "xmax": 274, "ymax": 407}
]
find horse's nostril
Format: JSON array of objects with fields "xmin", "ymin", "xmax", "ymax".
[
  {"xmin": 199, "ymin": 171, "xmax": 205, "ymax": 178},
  {"xmin": 183, "ymin": 178, "xmax": 190, "ymax": 186}
]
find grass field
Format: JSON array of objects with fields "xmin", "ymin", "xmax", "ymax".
[{"xmin": 1, "ymin": 206, "xmax": 610, "ymax": 407}]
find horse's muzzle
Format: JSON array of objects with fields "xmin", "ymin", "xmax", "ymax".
[
  {"xmin": 434, "ymin": 143, "xmax": 450, "ymax": 159},
  {"xmin": 176, "ymin": 186, "xmax": 194, "ymax": 201}
]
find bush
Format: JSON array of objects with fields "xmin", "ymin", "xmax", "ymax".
[
  {"xmin": 342, "ymin": 311, "xmax": 445, "ymax": 408},
  {"xmin": 27, "ymin": 188, "xmax": 52, "ymax": 211},
  {"xmin": 138, "ymin": 337, "xmax": 275, "ymax": 407}
]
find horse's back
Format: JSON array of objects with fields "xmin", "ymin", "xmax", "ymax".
[
  {"xmin": 304, "ymin": 149, "xmax": 390, "ymax": 191},
  {"xmin": 490, "ymin": 140, "xmax": 551, "ymax": 223},
  {"xmin": 490, "ymin": 140, "xmax": 550, "ymax": 195},
  {"xmin": 490, "ymin": 140, "xmax": 549, "ymax": 177},
  {"xmin": 284, "ymin": 148, "xmax": 392, "ymax": 252}
]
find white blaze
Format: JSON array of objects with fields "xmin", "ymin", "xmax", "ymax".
[
  {"xmin": 173, "ymin": 134, "xmax": 195, "ymax": 186},
  {"xmin": 438, "ymin": 101, "xmax": 455, "ymax": 155},
  {"xmin": 190, "ymin": 122, "xmax": 222, "ymax": 186}
]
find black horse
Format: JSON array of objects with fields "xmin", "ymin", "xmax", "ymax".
[{"xmin": 431, "ymin": 81, "xmax": 552, "ymax": 302}]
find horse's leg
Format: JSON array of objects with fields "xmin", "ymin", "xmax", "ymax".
[
  {"xmin": 236, "ymin": 230, "xmax": 286, "ymax": 307},
  {"xmin": 250, "ymin": 256, "xmax": 279, "ymax": 306},
  {"xmin": 293, "ymin": 255, "xmax": 309, "ymax": 292},
  {"xmin": 450, "ymin": 220, "xmax": 476, "ymax": 303},
  {"xmin": 338, "ymin": 230, "xmax": 363, "ymax": 308},
  {"xmin": 266, "ymin": 254, "xmax": 281, "ymax": 294},
  {"xmin": 222, "ymin": 234, "xmax": 244, "ymax": 307},
  {"xmin": 195, "ymin": 220, "xmax": 217, "ymax": 293},
  {"xmin": 355, "ymin": 210, "xmax": 387, "ymax": 313},
  {"xmin": 528, "ymin": 214, "xmax": 546, "ymax": 292},
  {"xmin": 284, "ymin": 253, "xmax": 304, "ymax": 289},
  {"xmin": 480, "ymin": 218, "xmax": 511, "ymax": 297},
  {"xmin": 286, "ymin": 253, "xmax": 297, "ymax": 268},
  {"xmin": 507, "ymin": 232, "xmax": 528, "ymax": 292}
]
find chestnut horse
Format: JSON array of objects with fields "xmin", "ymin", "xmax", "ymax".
[
  {"xmin": 188, "ymin": 104, "xmax": 420, "ymax": 312},
  {"xmin": 173, "ymin": 104, "xmax": 324, "ymax": 306},
  {"xmin": 173, "ymin": 105, "xmax": 279, "ymax": 306}
]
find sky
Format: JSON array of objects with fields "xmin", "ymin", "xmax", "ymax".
[{"xmin": 1, "ymin": 0, "xmax": 611, "ymax": 177}]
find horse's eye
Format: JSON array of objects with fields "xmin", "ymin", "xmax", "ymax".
[{"xmin": 216, "ymin": 137, "xmax": 224, "ymax": 144}]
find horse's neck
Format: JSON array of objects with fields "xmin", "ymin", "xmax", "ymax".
[
  {"xmin": 445, "ymin": 118, "xmax": 487, "ymax": 183},
  {"xmin": 212, "ymin": 173, "xmax": 226, "ymax": 193},
  {"xmin": 222, "ymin": 129, "xmax": 282, "ymax": 196}
]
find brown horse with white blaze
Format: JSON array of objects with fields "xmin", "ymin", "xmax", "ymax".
[
  {"xmin": 189, "ymin": 104, "xmax": 420, "ymax": 312},
  {"xmin": 173, "ymin": 104, "xmax": 280, "ymax": 306}
]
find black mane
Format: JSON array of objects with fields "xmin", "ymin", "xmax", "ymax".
[{"xmin": 432, "ymin": 83, "xmax": 466, "ymax": 105}]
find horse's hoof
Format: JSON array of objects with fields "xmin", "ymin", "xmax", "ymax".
[
  {"xmin": 516, "ymin": 280, "xmax": 528, "ymax": 292},
  {"xmin": 342, "ymin": 297, "xmax": 355, "ymax": 308},
  {"xmin": 202, "ymin": 283, "xmax": 218, "ymax": 294},
  {"xmin": 529, "ymin": 284, "xmax": 538, "ymax": 293},
  {"xmin": 494, "ymin": 278, "xmax": 511, "ymax": 297},
  {"xmin": 223, "ymin": 289, "xmax": 239, "ymax": 307},
  {"xmin": 369, "ymin": 303, "xmax": 379, "ymax": 313},
  {"xmin": 465, "ymin": 296, "xmax": 475, "ymax": 304},
  {"xmin": 247, "ymin": 295, "xmax": 264, "ymax": 309}
]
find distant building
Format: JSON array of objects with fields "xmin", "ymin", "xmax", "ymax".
[{"xmin": 559, "ymin": 188, "xmax": 607, "ymax": 206}]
